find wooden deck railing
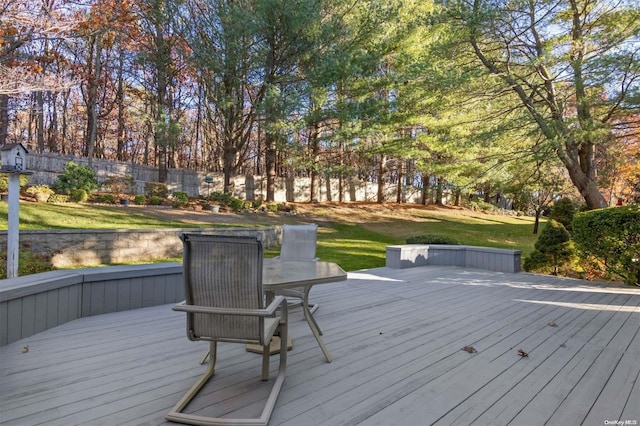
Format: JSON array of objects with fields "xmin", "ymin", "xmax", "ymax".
[{"xmin": 0, "ymin": 263, "xmax": 183, "ymax": 347}]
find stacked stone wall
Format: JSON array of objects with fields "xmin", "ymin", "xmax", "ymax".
[{"xmin": 0, "ymin": 226, "xmax": 280, "ymax": 268}]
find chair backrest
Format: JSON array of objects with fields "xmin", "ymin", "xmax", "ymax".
[
  {"xmin": 180, "ymin": 233, "xmax": 264, "ymax": 341},
  {"xmin": 279, "ymin": 224, "xmax": 318, "ymax": 261}
]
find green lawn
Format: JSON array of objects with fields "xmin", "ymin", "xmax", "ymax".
[
  {"xmin": 0, "ymin": 203, "xmax": 193, "ymax": 229},
  {"xmin": 1, "ymin": 202, "xmax": 543, "ymax": 274}
]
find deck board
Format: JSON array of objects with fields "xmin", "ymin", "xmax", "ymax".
[{"xmin": 1, "ymin": 266, "xmax": 639, "ymax": 426}]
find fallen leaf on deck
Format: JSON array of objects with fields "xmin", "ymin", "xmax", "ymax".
[
  {"xmin": 517, "ymin": 348, "xmax": 528, "ymax": 358},
  {"xmin": 548, "ymin": 321, "xmax": 558, "ymax": 327},
  {"xmin": 462, "ymin": 345, "xmax": 477, "ymax": 353},
  {"xmin": 22, "ymin": 345, "xmax": 29, "ymax": 353}
]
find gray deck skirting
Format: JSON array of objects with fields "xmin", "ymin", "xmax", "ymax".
[
  {"xmin": 2, "ymin": 243, "xmax": 521, "ymax": 347},
  {"xmin": 386, "ymin": 244, "xmax": 522, "ymax": 273}
]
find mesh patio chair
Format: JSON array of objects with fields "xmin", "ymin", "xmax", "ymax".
[
  {"xmin": 275, "ymin": 224, "xmax": 321, "ymax": 315},
  {"xmin": 167, "ymin": 233, "xmax": 288, "ymax": 426}
]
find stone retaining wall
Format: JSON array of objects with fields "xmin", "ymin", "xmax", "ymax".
[{"xmin": 0, "ymin": 226, "xmax": 280, "ymax": 268}]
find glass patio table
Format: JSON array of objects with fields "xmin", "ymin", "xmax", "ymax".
[{"xmin": 261, "ymin": 258, "xmax": 347, "ymax": 363}]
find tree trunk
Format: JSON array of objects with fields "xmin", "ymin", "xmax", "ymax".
[
  {"xmin": 85, "ymin": 34, "xmax": 102, "ymax": 165},
  {"xmin": 533, "ymin": 210, "xmax": 541, "ymax": 235},
  {"xmin": 436, "ymin": 177, "xmax": 444, "ymax": 206},
  {"xmin": 377, "ymin": 155, "xmax": 387, "ymax": 203},
  {"xmin": 0, "ymin": 94, "xmax": 8, "ymax": 146},
  {"xmin": 559, "ymin": 151, "xmax": 607, "ymax": 209},
  {"xmin": 116, "ymin": 48, "xmax": 126, "ymax": 161},
  {"xmin": 338, "ymin": 140, "xmax": 344, "ymax": 203},
  {"xmin": 61, "ymin": 90, "xmax": 69, "ymax": 154},
  {"xmin": 309, "ymin": 120, "xmax": 320, "ymax": 202},
  {"xmin": 48, "ymin": 92, "xmax": 58, "ymax": 152},
  {"xmin": 265, "ymin": 133, "xmax": 276, "ymax": 201}
]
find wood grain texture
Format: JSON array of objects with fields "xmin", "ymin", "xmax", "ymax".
[{"xmin": 1, "ymin": 267, "xmax": 638, "ymax": 426}]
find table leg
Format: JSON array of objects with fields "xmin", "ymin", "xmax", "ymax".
[{"xmin": 303, "ymin": 285, "xmax": 332, "ymax": 363}]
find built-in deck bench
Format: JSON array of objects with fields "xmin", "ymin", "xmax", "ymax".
[
  {"xmin": 386, "ymin": 244, "xmax": 521, "ymax": 273},
  {"xmin": 0, "ymin": 263, "xmax": 183, "ymax": 346}
]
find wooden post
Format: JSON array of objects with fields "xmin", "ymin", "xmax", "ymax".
[{"xmin": 7, "ymin": 173, "xmax": 20, "ymax": 278}]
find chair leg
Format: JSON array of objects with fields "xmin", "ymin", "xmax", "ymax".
[
  {"xmin": 167, "ymin": 327, "xmax": 287, "ymax": 425},
  {"xmin": 261, "ymin": 345, "xmax": 270, "ymax": 381},
  {"xmin": 168, "ymin": 342, "xmax": 217, "ymax": 417},
  {"xmin": 199, "ymin": 349, "xmax": 210, "ymax": 365}
]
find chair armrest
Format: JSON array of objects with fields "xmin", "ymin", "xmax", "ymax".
[{"xmin": 173, "ymin": 295, "xmax": 287, "ymax": 318}]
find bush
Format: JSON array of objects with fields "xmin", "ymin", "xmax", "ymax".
[
  {"xmin": 144, "ymin": 182, "xmax": 168, "ymax": 198},
  {"xmin": 524, "ymin": 219, "xmax": 575, "ymax": 275},
  {"xmin": 550, "ymin": 197, "xmax": 577, "ymax": 232},
  {"xmin": 101, "ymin": 175, "xmax": 135, "ymax": 193},
  {"xmin": 211, "ymin": 191, "xmax": 232, "ymax": 206},
  {"xmin": 149, "ymin": 195, "xmax": 162, "ymax": 205},
  {"xmin": 523, "ymin": 250, "xmax": 552, "ymax": 273},
  {"xmin": 133, "ymin": 195, "xmax": 147, "ymax": 205},
  {"xmin": 406, "ymin": 234, "xmax": 460, "ymax": 245},
  {"xmin": 48, "ymin": 194, "xmax": 69, "ymax": 203},
  {"xmin": 573, "ymin": 206, "xmax": 640, "ymax": 285},
  {"xmin": 25, "ymin": 185, "xmax": 55, "ymax": 195},
  {"xmin": 0, "ymin": 173, "xmax": 29, "ymax": 192},
  {"xmin": 52, "ymin": 161, "xmax": 99, "ymax": 195},
  {"xmin": 93, "ymin": 194, "xmax": 116, "ymax": 204},
  {"xmin": 229, "ymin": 197, "xmax": 244, "ymax": 211},
  {"xmin": 71, "ymin": 189, "xmax": 88, "ymax": 202},
  {"xmin": 252, "ymin": 198, "xmax": 263, "ymax": 210},
  {"xmin": 172, "ymin": 191, "xmax": 189, "ymax": 208},
  {"xmin": 266, "ymin": 203, "xmax": 278, "ymax": 212},
  {"xmin": 469, "ymin": 200, "xmax": 496, "ymax": 213}
]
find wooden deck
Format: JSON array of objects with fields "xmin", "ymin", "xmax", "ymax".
[{"xmin": 1, "ymin": 266, "xmax": 639, "ymax": 426}]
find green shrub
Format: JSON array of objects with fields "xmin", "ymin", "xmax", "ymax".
[
  {"xmin": 550, "ymin": 197, "xmax": 577, "ymax": 232},
  {"xmin": 523, "ymin": 250, "xmax": 552, "ymax": 273},
  {"xmin": 102, "ymin": 175, "xmax": 135, "ymax": 193},
  {"xmin": 52, "ymin": 161, "xmax": 99, "ymax": 195},
  {"xmin": 0, "ymin": 173, "xmax": 29, "ymax": 192},
  {"xmin": 252, "ymin": 198, "xmax": 263, "ymax": 209},
  {"xmin": 211, "ymin": 191, "xmax": 232, "ymax": 206},
  {"xmin": 71, "ymin": 189, "xmax": 88, "ymax": 202},
  {"xmin": 25, "ymin": 185, "xmax": 55, "ymax": 195},
  {"xmin": 144, "ymin": 182, "xmax": 168, "ymax": 198},
  {"xmin": 48, "ymin": 194, "xmax": 69, "ymax": 203},
  {"xmin": 266, "ymin": 203, "xmax": 278, "ymax": 212},
  {"xmin": 573, "ymin": 206, "xmax": 640, "ymax": 285},
  {"xmin": 524, "ymin": 219, "xmax": 575, "ymax": 275},
  {"xmin": 93, "ymin": 194, "xmax": 116, "ymax": 204},
  {"xmin": 230, "ymin": 197, "xmax": 244, "ymax": 211},
  {"xmin": 172, "ymin": 191, "xmax": 189, "ymax": 208},
  {"xmin": 469, "ymin": 200, "xmax": 495, "ymax": 213},
  {"xmin": 134, "ymin": 195, "xmax": 147, "ymax": 205},
  {"xmin": 406, "ymin": 234, "xmax": 460, "ymax": 245},
  {"xmin": 149, "ymin": 195, "xmax": 162, "ymax": 205}
]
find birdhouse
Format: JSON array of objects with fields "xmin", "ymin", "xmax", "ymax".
[{"xmin": 0, "ymin": 143, "xmax": 28, "ymax": 172}]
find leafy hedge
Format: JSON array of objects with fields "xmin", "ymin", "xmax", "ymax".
[
  {"xmin": 406, "ymin": 234, "xmax": 459, "ymax": 245},
  {"xmin": 523, "ymin": 219, "xmax": 575, "ymax": 275},
  {"xmin": 573, "ymin": 206, "xmax": 640, "ymax": 285}
]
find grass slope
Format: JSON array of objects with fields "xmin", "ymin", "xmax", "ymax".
[{"xmin": 1, "ymin": 201, "xmax": 542, "ymax": 273}]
